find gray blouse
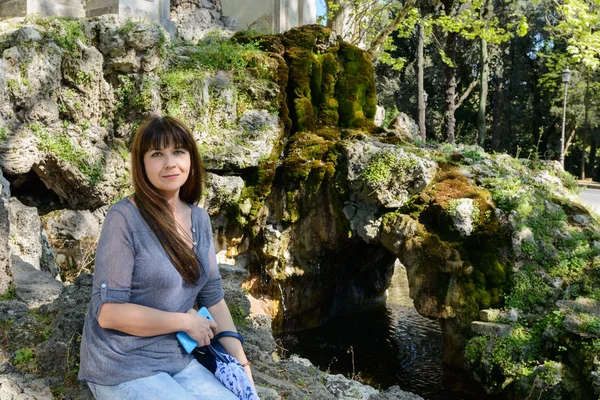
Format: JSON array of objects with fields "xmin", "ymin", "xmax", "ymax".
[{"xmin": 78, "ymin": 198, "xmax": 224, "ymax": 385}]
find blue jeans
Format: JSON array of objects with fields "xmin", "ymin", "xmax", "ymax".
[{"xmin": 87, "ymin": 359, "xmax": 238, "ymax": 400}]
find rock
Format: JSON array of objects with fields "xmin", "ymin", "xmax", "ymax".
[
  {"xmin": 342, "ymin": 137, "xmax": 437, "ymax": 208},
  {"xmin": 59, "ymin": 40, "xmax": 115, "ymax": 125},
  {"xmin": 0, "ymin": 369, "xmax": 53, "ymax": 400},
  {"xmin": 2, "ymin": 32, "xmax": 62, "ymax": 121},
  {"xmin": 90, "ymin": 16, "xmax": 169, "ymax": 74},
  {"xmin": 563, "ymin": 313, "xmax": 600, "ymax": 338},
  {"xmin": 40, "ymin": 230, "xmax": 59, "ymax": 278},
  {"xmin": 256, "ymin": 386, "xmax": 280, "ymax": 400},
  {"xmin": 37, "ymin": 274, "xmax": 92, "ymax": 379},
  {"xmin": 479, "ymin": 309, "xmax": 519, "ymax": 322},
  {"xmin": 172, "ymin": 0, "xmax": 227, "ymax": 44},
  {"xmin": 8, "ymin": 198, "xmax": 42, "ymax": 271},
  {"xmin": 368, "ymin": 385, "xmax": 424, "ymax": 400},
  {"xmin": 556, "ymin": 298, "xmax": 600, "ymax": 316},
  {"xmin": 471, "ymin": 321, "xmax": 513, "ymax": 337},
  {"xmin": 343, "ymin": 201, "xmax": 380, "ymax": 243},
  {"xmin": 44, "ymin": 209, "xmax": 103, "ymax": 241},
  {"xmin": 387, "ymin": 112, "xmax": 419, "ymax": 142},
  {"xmin": 447, "ymin": 198, "xmax": 478, "ymax": 237},
  {"xmin": 0, "ymin": 169, "xmax": 11, "ymax": 295},
  {"xmin": 512, "ymin": 227, "xmax": 535, "ymax": 258},
  {"xmin": 0, "ymin": 126, "xmax": 43, "ymax": 175},
  {"xmin": 199, "ymin": 109, "xmax": 283, "ymax": 170},
  {"xmin": 201, "ymin": 173, "xmax": 244, "ymax": 215},
  {"xmin": 573, "ymin": 214, "xmax": 590, "ymax": 226},
  {"xmin": 322, "ymin": 372, "xmax": 379, "ymax": 399},
  {"xmin": 379, "ymin": 213, "xmax": 421, "ymax": 255},
  {"xmin": 11, "ymin": 256, "xmax": 63, "ymax": 308},
  {"xmin": 374, "ymin": 105, "xmax": 385, "ymax": 127},
  {"xmin": 0, "ymin": 300, "xmax": 29, "ymax": 323}
]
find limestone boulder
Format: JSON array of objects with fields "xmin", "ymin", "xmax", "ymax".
[
  {"xmin": 11, "ymin": 256, "xmax": 62, "ymax": 308},
  {"xmin": 201, "ymin": 172, "xmax": 244, "ymax": 215},
  {"xmin": 37, "ymin": 274, "xmax": 92, "ymax": 378},
  {"xmin": 199, "ymin": 110, "xmax": 283, "ymax": 170},
  {"xmin": 342, "ymin": 136, "xmax": 437, "ymax": 208},
  {"xmin": 44, "ymin": 209, "xmax": 104, "ymax": 241},
  {"xmin": 0, "ymin": 169, "xmax": 11, "ymax": 295},
  {"xmin": 374, "ymin": 105, "xmax": 385, "ymax": 127},
  {"xmin": 0, "ymin": 59, "xmax": 15, "ymax": 122},
  {"xmin": 0, "ymin": 125, "xmax": 43, "ymax": 175},
  {"xmin": 171, "ymin": 0, "xmax": 228, "ymax": 44},
  {"xmin": 387, "ymin": 112, "xmax": 420, "ymax": 142},
  {"xmin": 8, "ymin": 198, "xmax": 43, "ymax": 271},
  {"xmin": 8, "ymin": 198, "xmax": 59, "ymax": 277},
  {"xmin": 32, "ymin": 128, "xmax": 129, "ymax": 209},
  {"xmin": 90, "ymin": 15, "xmax": 169, "ymax": 73},
  {"xmin": 59, "ymin": 40, "xmax": 115, "ymax": 125},
  {"xmin": 1, "ymin": 28, "xmax": 62, "ymax": 123},
  {"xmin": 447, "ymin": 198, "xmax": 478, "ymax": 237},
  {"xmin": 471, "ymin": 321, "xmax": 513, "ymax": 337},
  {"xmin": 0, "ymin": 300, "xmax": 29, "ymax": 323}
]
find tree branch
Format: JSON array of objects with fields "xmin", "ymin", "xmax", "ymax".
[
  {"xmin": 565, "ymin": 127, "xmax": 577, "ymax": 154},
  {"xmin": 368, "ymin": 0, "xmax": 417, "ymax": 56},
  {"xmin": 456, "ymin": 79, "xmax": 479, "ymax": 109}
]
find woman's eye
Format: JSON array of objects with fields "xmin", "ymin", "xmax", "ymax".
[
  {"xmin": 151, "ymin": 152, "xmax": 162, "ymax": 157},
  {"xmin": 175, "ymin": 150, "xmax": 186, "ymax": 155}
]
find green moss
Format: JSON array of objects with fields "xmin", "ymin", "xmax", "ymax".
[
  {"xmin": 362, "ymin": 149, "xmax": 418, "ymax": 187},
  {"xmin": 316, "ymin": 53, "xmax": 339, "ymax": 126},
  {"xmin": 335, "ymin": 42, "xmax": 376, "ymax": 128},
  {"xmin": 0, "ymin": 126, "xmax": 8, "ymax": 142}
]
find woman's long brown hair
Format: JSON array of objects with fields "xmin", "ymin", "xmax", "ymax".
[{"xmin": 130, "ymin": 116, "xmax": 204, "ymax": 285}]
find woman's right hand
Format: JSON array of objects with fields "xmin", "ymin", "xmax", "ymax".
[{"xmin": 185, "ymin": 308, "xmax": 217, "ymax": 347}]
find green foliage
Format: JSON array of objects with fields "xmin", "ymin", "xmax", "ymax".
[
  {"xmin": 0, "ymin": 284, "xmax": 16, "ymax": 301},
  {"xmin": 577, "ymin": 313, "xmax": 600, "ymax": 335},
  {"xmin": 187, "ymin": 34, "xmax": 265, "ymax": 72},
  {"xmin": 466, "ymin": 326, "xmax": 538, "ymax": 390},
  {"xmin": 30, "ymin": 123, "xmax": 104, "ymax": 185},
  {"xmin": 22, "ymin": 16, "xmax": 89, "ymax": 58},
  {"xmin": 14, "ymin": 348, "xmax": 34, "ymax": 365},
  {"xmin": 505, "ymin": 267, "xmax": 553, "ymax": 312},
  {"xmin": 229, "ymin": 304, "xmax": 249, "ymax": 327}
]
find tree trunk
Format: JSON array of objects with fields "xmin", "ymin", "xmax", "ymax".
[
  {"xmin": 477, "ymin": 36, "xmax": 489, "ymax": 147},
  {"xmin": 588, "ymin": 129, "xmax": 597, "ymax": 179},
  {"xmin": 443, "ymin": 32, "xmax": 458, "ymax": 143},
  {"xmin": 580, "ymin": 78, "xmax": 590, "ymax": 179},
  {"xmin": 327, "ymin": 0, "xmax": 352, "ymax": 40},
  {"xmin": 491, "ymin": 78, "xmax": 503, "ymax": 151},
  {"xmin": 417, "ymin": 22, "xmax": 426, "ymax": 141}
]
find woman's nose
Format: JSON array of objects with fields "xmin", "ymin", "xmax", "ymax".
[{"xmin": 164, "ymin": 155, "xmax": 176, "ymax": 168}]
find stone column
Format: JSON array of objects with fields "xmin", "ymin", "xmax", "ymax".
[
  {"xmin": 301, "ymin": 0, "xmax": 316, "ymax": 25},
  {"xmin": 278, "ymin": 0, "xmax": 298, "ymax": 32}
]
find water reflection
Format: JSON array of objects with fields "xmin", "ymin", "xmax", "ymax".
[{"xmin": 278, "ymin": 263, "xmax": 501, "ymax": 399}]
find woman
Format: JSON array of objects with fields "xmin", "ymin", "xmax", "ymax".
[{"xmin": 79, "ymin": 116, "xmax": 253, "ymax": 399}]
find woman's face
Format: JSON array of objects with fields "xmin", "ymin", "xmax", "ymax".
[{"xmin": 143, "ymin": 143, "xmax": 191, "ymax": 198}]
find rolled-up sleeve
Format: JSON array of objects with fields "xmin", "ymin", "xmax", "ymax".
[
  {"xmin": 196, "ymin": 209, "xmax": 224, "ymax": 307},
  {"xmin": 90, "ymin": 208, "xmax": 135, "ymax": 319}
]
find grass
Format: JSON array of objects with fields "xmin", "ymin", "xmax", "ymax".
[{"xmin": 30, "ymin": 123, "xmax": 104, "ymax": 185}]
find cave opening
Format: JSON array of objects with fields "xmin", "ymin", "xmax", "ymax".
[{"xmin": 5, "ymin": 169, "xmax": 63, "ymax": 214}]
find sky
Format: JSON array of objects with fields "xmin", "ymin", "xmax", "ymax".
[{"xmin": 317, "ymin": 0, "xmax": 326, "ymax": 24}]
